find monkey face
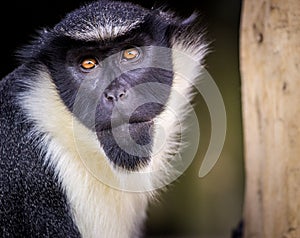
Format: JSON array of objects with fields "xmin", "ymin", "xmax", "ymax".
[{"xmin": 48, "ymin": 40, "xmax": 174, "ymax": 171}]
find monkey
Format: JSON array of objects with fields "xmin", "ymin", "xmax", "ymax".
[{"xmin": 0, "ymin": 0, "xmax": 208, "ymax": 237}]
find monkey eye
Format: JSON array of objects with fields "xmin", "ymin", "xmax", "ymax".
[
  {"xmin": 80, "ymin": 57, "xmax": 98, "ymax": 70},
  {"xmin": 121, "ymin": 47, "xmax": 140, "ymax": 61}
]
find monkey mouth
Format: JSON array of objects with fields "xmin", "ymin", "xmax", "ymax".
[
  {"xmin": 96, "ymin": 118, "xmax": 153, "ymax": 132},
  {"xmin": 96, "ymin": 120, "xmax": 154, "ymax": 171},
  {"xmin": 97, "ymin": 119, "xmax": 153, "ymax": 146},
  {"xmin": 93, "ymin": 103, "xmax": 157, "ymax": 171}
]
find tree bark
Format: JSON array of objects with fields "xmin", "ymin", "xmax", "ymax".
[{"xmin": 240, "ymin": 0, "xmax": 300, "ymax": 237}]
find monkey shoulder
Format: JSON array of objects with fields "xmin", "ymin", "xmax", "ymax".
[{"xmin": 0, "ymin": 68, "xmax": 81, "ymax": 237}]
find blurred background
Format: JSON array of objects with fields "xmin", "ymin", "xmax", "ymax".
[{"xmin": 0, "ymin": 0, "xmax": 244, "ymax": 237}]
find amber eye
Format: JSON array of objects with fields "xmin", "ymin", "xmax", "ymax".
[
  {"xmin": 80, "ymin": 57, "xmax": 98, "ymax": 70},
  {"xmin": 122, "ymin": 47, "xmax": 140, "ymax": 61}
]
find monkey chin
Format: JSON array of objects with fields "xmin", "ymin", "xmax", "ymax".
[{"xmin": 96, "ymin": 120, "xmax": 154, "ymax": 171}]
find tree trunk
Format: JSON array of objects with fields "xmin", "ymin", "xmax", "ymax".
[{"xmin": 240, "ymin": 0, "xmax": 300, "ymax": 237}]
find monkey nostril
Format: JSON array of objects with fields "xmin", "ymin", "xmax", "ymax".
[
  {"xmin": 118, "ymin": 90, "xmax": 127, "ymax": 100},
  {"xmin": 104, "ymin": 92, "xmax": 115, "ymax": 102}
]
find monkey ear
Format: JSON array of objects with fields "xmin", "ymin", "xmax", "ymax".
[
  {"xmin": 160, "ymin": 10, "xmax": 209, "ymax": 63},
  {"xmin": 167, "ymin": 12, "xmax": 204, "ymax": 45},
  {"xmin": 143, "ymin": 10, "xmax": 199, "ymax": 45},
  {"xmin": 180, "ymin": 13, "xmax": 199, "ymax": 26}
]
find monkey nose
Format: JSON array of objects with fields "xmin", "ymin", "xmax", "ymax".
[{"xmin": 104, "ymin": 88, "xmax": 127, "ymax": 102}]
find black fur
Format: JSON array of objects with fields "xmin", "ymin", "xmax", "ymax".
[{"xmin": 0, "ymin": 68, "xmax": 80, "ymax": 237}]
